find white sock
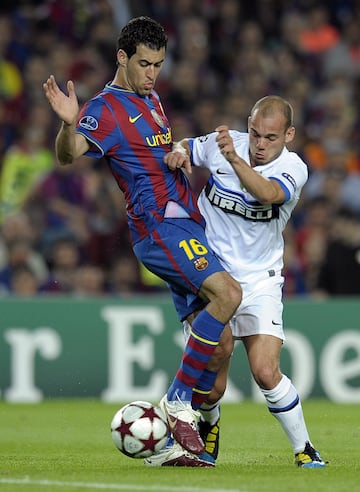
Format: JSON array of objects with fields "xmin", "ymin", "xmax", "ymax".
[
  {"xmin": 261, "ymin": 375, "xmax": 310, "ymax": 454},
  {"xmin": 199, "ymin": 402, "xmax": 221, "ymax": 426}
]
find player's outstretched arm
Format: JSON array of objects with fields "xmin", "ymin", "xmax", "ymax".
[{"xmin": 43, "ymin": 75, "xmax": 89, "ymax": 164}]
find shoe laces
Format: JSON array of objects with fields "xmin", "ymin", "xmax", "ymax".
[{"xmin": 172, "ymin": 393, "xmax": 200, "ymax": 426}]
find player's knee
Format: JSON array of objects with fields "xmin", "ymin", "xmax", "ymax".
[
  {"xmin": 201, "ymin": 272, "xmax": 242, "ymax": 317},
  {"xmin": 253, "ymin": 366, "xmax": 281, "ymax": 390}
]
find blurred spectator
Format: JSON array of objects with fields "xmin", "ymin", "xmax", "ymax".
[
  {"xmin": 282, "ymin": 227, "xmax": 307, "ymax": 296},
  {"xmin": 312, "ymin": 207, "xmax": 360, "ymax": 297},
  {"xmin": 29, "ymin": 157, "xmax": 93, "ymax": 249},
  {"xmin": 297, "ymin": 5, "xmax": 340, "ymax": 55},
  {"xmin": 208, "ymin": 0, "xmax": 243, "ymax": 77},
  {"xmin": 0, "ymin": 213, "xmax": 47, "ymax": 285},
  {"xmin": 323, "ymin": 17, "xmax": 360, "ymax": 79},
  {"xmin": 85, "ymin": 163, "xmax": 133, "ymax": 268},
  {"xmin": 1, "ymin": 1, "xmax": 360, "ymax": 298},
  {"xmin": 304, "ymin": 149, "xmax": 360, "ymax": 214},
  {"xmin": 108, "ymin": 0, "xmax": 131, "ymax": 30},
  {"xmin": 10, "ymin": 265, "xmax": 40, "ymax": 296},
  {"xmin": 295, "ymin": 196, "xmax": 333, "ymax": 293},
  {"xmin": 0, "ymin": 212, "xmax": 39, "ymax": 265},
  {"xmin": 73, "ymin": 264, "xmax": 106, "ymax": 297},
  {"xmin": 0, "ymin": 237, "xmax": 48, "ymax": 292},
  {"xmin": 0, "ymin": 125, "xmax": 54, "ymax": 224},
  {"xmin": 41, "ymin": 237, "xmax": 81, "ymax": 293},
  {"xmin": 166, "ymin": 59, "xmax": 201, "ymax": 113},
  {"xmin": 0, "ymin": 15, "xmax": 23, "ymax": 102},
  {"xmin": 107, "ymin": 256, "xmax": 145, "ymax": 297}
]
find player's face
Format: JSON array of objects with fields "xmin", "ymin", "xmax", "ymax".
[
  {"xmin": 248, "ymin": 110, "xmax": 295, "ymax": 166},
  {"xmin": 119, "ymin": 44, "xmax": 165, "ymax": 96}
]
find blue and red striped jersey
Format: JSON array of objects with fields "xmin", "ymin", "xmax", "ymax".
[{"xmin": 75, "ymin": 83, "xmax": 204, "ymax": 245}]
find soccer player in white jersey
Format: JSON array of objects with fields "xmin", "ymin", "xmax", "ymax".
[{"xmin": 147, "ymin": 95, "xmax": 326, "ymax": 468}]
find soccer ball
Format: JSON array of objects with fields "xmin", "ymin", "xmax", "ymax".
[{"xmin": 111, "ymin": 400, "xmax": 168, "ymax": 458}]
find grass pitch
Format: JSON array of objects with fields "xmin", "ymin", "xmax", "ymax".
[{"xmin": 0, "ymin": 399, "xmax": 359, "ymax": 492}]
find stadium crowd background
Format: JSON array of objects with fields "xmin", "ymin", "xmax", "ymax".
[{"xmin": 0, "ymin": 0, "xmax": 360, "ymax": 299}]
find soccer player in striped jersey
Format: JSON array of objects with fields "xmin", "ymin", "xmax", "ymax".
[
  {"xmin": 161, "ymin": 95, "xmax": 327, "ymax": 468},
  {"xmin": 43, "ymin": 16, "xmax": 242, "ymax": 467}
]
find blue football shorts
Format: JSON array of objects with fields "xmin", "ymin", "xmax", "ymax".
[{"xmin": 133, "ymin": 218, "xmax": 225, "ymax": 320}]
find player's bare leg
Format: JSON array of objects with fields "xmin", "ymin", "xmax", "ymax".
[
  {"xmin": 162, "ymin": 271, "xmax": 241, "ymax": 455},
  {"xmin": 151, "ymin": 326, "xmax": 232, "ymax": 467},
  {"xmin": 244, "ymin": 334, "xmax": 326, "ymax": 467}
]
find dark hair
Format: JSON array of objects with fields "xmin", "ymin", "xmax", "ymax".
[{"xmin": 116, "ymin": 16, "xmax": 168, "ymax": 58}]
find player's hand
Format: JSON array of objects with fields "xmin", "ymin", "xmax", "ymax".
[
  {"xmin": 43, "ymin": 75, "xmax": 79, "ymax": 126},
  {"xmin": 164, "ymin": 146, "xmax": 192, "ymax": 174},
  {"xmin": 215, "ymin": 125, "xmax": 237, "ymax": 164}
]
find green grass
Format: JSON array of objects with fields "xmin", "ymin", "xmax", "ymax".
[{"xmin": 0, "ymin": 400, "xmax": 359, "ymax": 492}]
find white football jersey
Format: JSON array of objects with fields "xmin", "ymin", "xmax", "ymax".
[{"xmin": 189, "ymin": 130, "xmax": 308, "ymax": 295}]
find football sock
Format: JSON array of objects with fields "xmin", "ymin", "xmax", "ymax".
[
  {"xmin": 167, "ymin": 309, "xmax": 224, "ymax": 402},
  {"xmin": 165, "ymin": 434, "xmax": 174, "ymax": 447},
  {"xmin": 199, "ymin": 401, "xmax": 221, "ymax": 425},
  {"xmin": 191, "ymin": 368, "xmax": 218, "ymax": 409},
  {"xmin": 261, "ymin": 374, "xmax": 310, "ymax": 454}
]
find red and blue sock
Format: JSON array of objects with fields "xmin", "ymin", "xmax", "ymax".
[{"xmin": 167, "ymin": 310, "xmax": 224, "ymax": 402}]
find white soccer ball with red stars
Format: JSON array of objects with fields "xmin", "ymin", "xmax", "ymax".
[{"xmin": 111, "ymin": 400, "xmax": 168, "ymax": 458}]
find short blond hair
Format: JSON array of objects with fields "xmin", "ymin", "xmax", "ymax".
[{"xmin": 251, "ymin": 95, "xmax": 294, "ymax": 129}]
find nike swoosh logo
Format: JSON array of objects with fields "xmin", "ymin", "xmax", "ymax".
[
  {"xmin": 272, "ymin": 321, "xmax": 282, "ymax": 325},
  {"xmin": 129, "ymin": 113, "xmax": 143, "ymax": 124},
  {"xmin": 216, "ymin": 169, "xmax": 230, "ymax": 175}
]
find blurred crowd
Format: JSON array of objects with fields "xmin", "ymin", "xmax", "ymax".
[{"xmin": 1, "ymin": 0, "xmax": 360, "ymax": 299}]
